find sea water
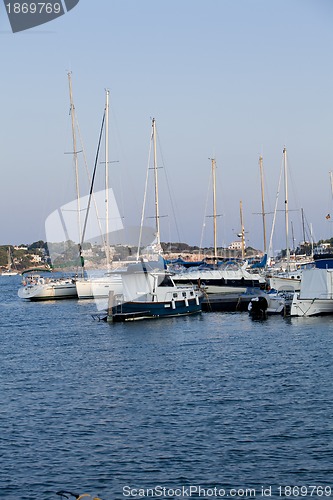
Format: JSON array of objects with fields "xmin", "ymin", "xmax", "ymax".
[{"xmin": 1, "ymin": 275, "xmax": 333, "ymax": 500}]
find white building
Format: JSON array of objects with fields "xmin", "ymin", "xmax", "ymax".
[{"xmin": 228, "ymin": 240, "xmax": 244, "ymax": 251}]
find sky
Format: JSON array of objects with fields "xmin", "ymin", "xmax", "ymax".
[{"xmin": 1, "ymin": 0, "xmax": 333, "ymax": 254}]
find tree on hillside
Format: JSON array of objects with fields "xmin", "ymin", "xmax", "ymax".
[{"xmin": 28, "ymin": 240, "xmax": 46, "ymax": 250}]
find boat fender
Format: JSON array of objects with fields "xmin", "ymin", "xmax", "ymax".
[
  {"xmin": 171, "ymin": 299, "xmax": 176, "ymax": 309},
  {"xmin": 185, "ymin": 298, "xmax": 189, "ymax": 307}
]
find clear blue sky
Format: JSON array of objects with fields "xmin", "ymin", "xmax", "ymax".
[{"xmin": 1, "ymin": 0, "xmax": 333, "ymax": 253}]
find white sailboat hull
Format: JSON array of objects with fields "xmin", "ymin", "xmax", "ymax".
[
  {"xmin": 18, "ymin": 280, "xmax": 77, "ymax": 300},
  {"xmin": 76, "ymin": 274, "xmax": 123, "ymax": 299}
]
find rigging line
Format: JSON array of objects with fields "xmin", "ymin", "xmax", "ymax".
[
  {"xmin": 67, "ymin": 72, "xmax": 82, "ymax": 246},
  {"xmin": 199, "ymin": 169, "xmax": 213, "ymax": 252},
  {"xmin": 76, "ymin": 116, "xmax": 106, "ymax": 251},
  {"xmin": 79, "ymin": 111, "xmax": 106, "ymax": 254},
  {"xmin": 109, "ymin": 105, "xmax": 141, "ymax": 219},
  {"xmin": 156, "ymin": 128, "xmax": 182, "ymax": 243},
  {"xmin": 137, "ymin": 129, "xmax": 153, "ymax": 260},
  {"xmin": 302, "ymin": 209, "xmax": 315, "ymax": 244},
  {"xmin": 284, "ymin": 151, "xmax": 307, "ymax": 247}
]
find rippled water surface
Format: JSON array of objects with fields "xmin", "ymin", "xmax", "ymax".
[{"xmin": 1, "ymin": 275, "xmax": 333, "ymax": 500}]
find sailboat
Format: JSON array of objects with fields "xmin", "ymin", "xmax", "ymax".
[
  {"xmin": 18, "ymin": 269, "xmax": 77, "ymax": 300},
  {"xmin": 1, "ymin": 247, "xmax": 19, "ymax": 276},
  {"xmin": 267, "ymin": 147, "xmax": 302, "ymax": 292},
  {"xmin": 91, "ymin": 117, "xmax": 203, "ymax": 321},
  {"xmin": 75, "ymin": 89, "xmax": 125, "ymax": 302},
  {"xmin": 173, "ymin": 158, "xmax": 266, "ymax": 294},
  {"xmin": 18, "ymin": 73, "xmax": 83, "ymax": 300},
  {"xmin": 76, "ymin": 115, "xmax": 169, "ymax": 303}
]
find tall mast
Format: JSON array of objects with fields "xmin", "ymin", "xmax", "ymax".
[
  {"xmin": 259, "ymin": 155, "xmax": 267, "ymax": 254},
  {"xmin": 210, "ymin": 158, "xmax": 217, "ymax": 261},
  {"xmin": 283, "ymin": 146, "xmax": 290, "ymax": 271},
  {"xmin": 67, "ymin": 72, "xmax": 82, "ymax": 244},
  {"xmin": 105, "ymin": 89, "xmax": 110, "ymax": 268},
  {"xmin": 7, "ymin": 247, "xmax": 11, "ymax": 270},
  {"xmin": 240, "ymin": 200, "xmax": 245, "ymax": 260},
  {"xmin": 328, "ymin": 170, "xmax": 333, "ymax": 241},
  {"xmin": 152, "ymin": 118, "xmax": 161, "ymax": 247}
]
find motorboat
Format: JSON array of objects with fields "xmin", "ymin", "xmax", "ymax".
[
  {"xmin": 107, "ymin": 263, "xmax": 202, "ymax": 321},
  {"xmin": 290, "ymin": 268, "xmax": 333, "ymax": 316}
]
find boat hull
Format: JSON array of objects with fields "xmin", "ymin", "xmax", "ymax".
[
  {"xmin": 109, "ymin": 296, "xmax": 202, "ymax": 321},
  {"xmin": 201, "ymin": 292, "xmax": 251, "ymax": 312},
  {"xmin": 290, "ymin": 295, "xmax": 333, "ymax": 316},
  {"xmin": 76, "ymin": 275, "xmax": 123, "ymax": 299},
  {"xmin": 314, "ymin": 258, "xmax": 333, "ymax": 269},
  {"xmin": 289, "ymin": 268, "xmax": 333, "ymax": 316},
  {"xmin": 18, "ymin": 282, "xmax": 77, "ymax": 300},
  {"xmin": 173, "ymin": 270, "xmax": 265, "ymax": 294},
  {"xmin": 268, "ymin": 276, "xmax": 301, "ymax": 292}
]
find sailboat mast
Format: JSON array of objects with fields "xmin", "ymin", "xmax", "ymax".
[
  {"xmin": 240, "ymin": 200, "xmax": 245, "ymax": 260},
  {"xmin": 283, "ymin": 146, "xmax": 290, "ymax": 271},
  {"xmin": 105, "ymin": 89, "xmax": 110, "ymax": 268},
  {"xmin": 67, "ymin": 72, "xmax": 82, "ymax": 244},
  {"xmin": 7, "ymin": 247, "xmax": 11, "ymax": 270},
  {"xmin": 210, "ymin": 158, "xmax": 217, "ymax": 261},
  {"xmin": 152, "ymin": 118, "xmax": 161, "ymax": 247},
  {"xmin": 259, "ymin": 155, "xmax": 267, "ymax": 254},
  {"xmin": 330, "ymin": 171, "xmax": 333, "ymax": 200}
]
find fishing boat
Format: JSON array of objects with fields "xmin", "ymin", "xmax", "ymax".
[
  {"xmin": 106, "ymin": 261, "xmax": 202, "ymax": 321},
  {"xmin": 290, "ymin": 267, "xmax": 333, "ymax": 316},
  {"xmin": 18, "ymin": 269, "xmax": 77, "ymax": 300},
  {"xmin": 1, "ymin": 247, "xmax": 19, "ymax": 276}
]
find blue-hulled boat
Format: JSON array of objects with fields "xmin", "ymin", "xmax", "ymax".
[
  {"xmin": 106, "ymin": 263, "xmax": 203, "ymax": 322},
  {"xmin": 313, "ymin": 252, "xmax": 333, "ymax": 269}
]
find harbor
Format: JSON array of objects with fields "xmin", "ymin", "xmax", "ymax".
[
  {"xmin": 2, "ymin": 1, "xmax": 333, "ymax": 499},
  {"xmin": 1, "ymin": 274, "xmax": 333, "ymax": 499}
]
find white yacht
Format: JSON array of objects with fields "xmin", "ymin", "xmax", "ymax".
[
  {"xmin": 290, "ymin": 268, "xmax": 333, "ymax": 316},
  {"xmin": 173, "ymin": 261, "xmax": 266, "ymax": 294},
  {"xmin": 18, "ymin": 271, "xmax": 77, "ymax": 300}
]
